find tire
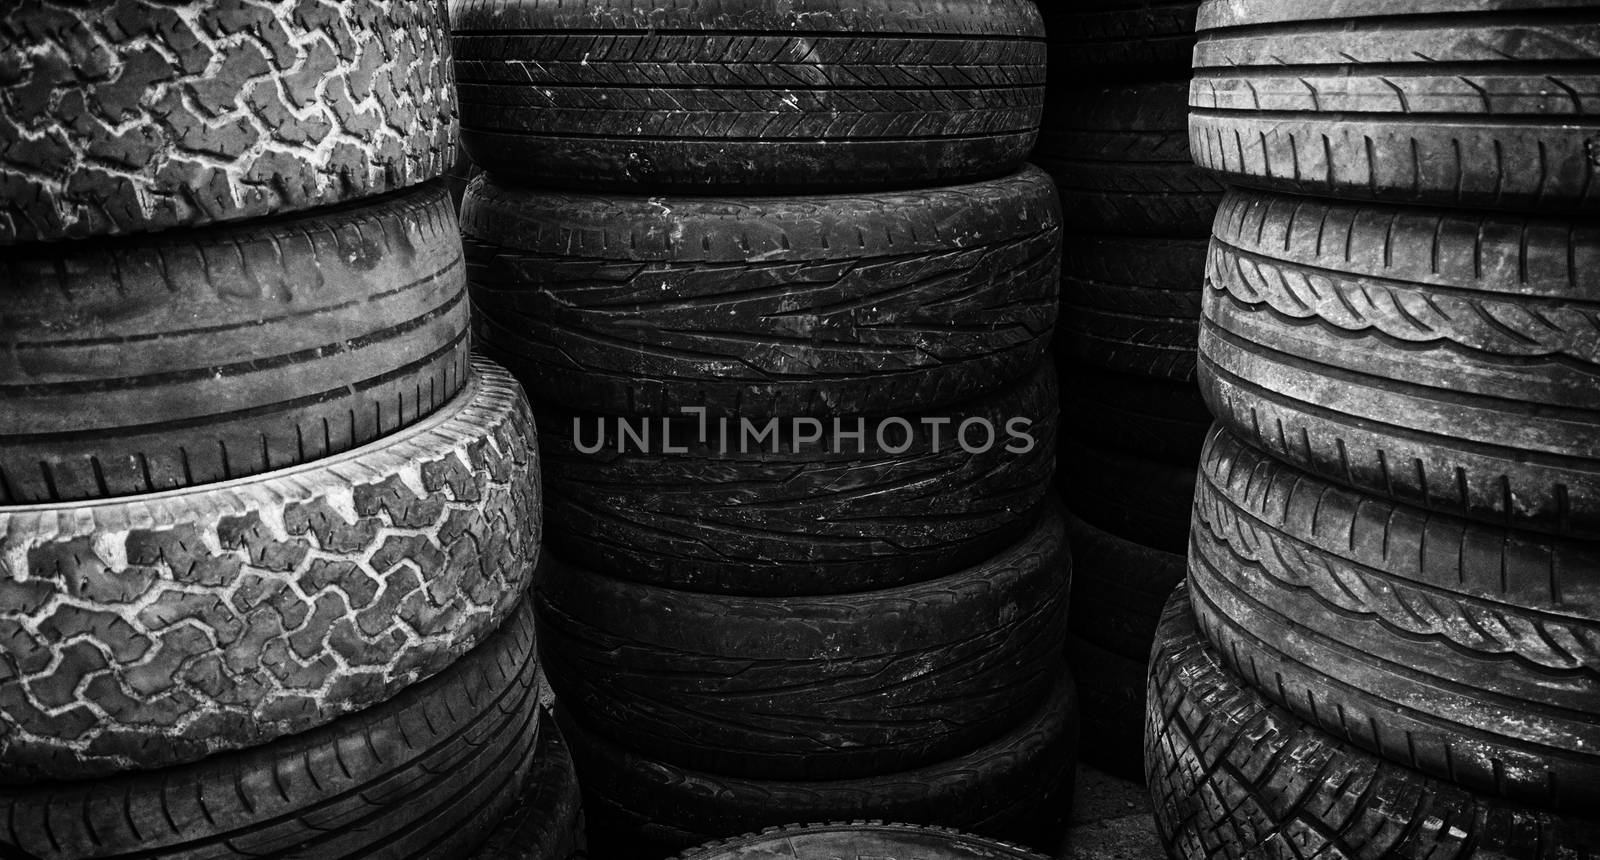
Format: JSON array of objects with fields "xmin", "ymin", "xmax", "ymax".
[
  {"xmin": 536, "ymin": 503, "xmax": 1070, "ymax": 781},
  {"xmin": 450, "ymin": 0, "xmax": 1045, "ymax": 191},
  {"xmin": 677, "ymin": 823, "xmax": 1050, "ymax": 860},
  {"xmin": 1188, "ymin": 426, "xmax": 1600, "ymax": 814},
  {"xmin": 559, "ymin": 673, "xmax": 1078, "ymax": 858},
  {"xmin": 474, "ymin": 709, "xmax": 586, "ymax": 860},
  {"xmin": 1038, "ymin": 2, "xmax": 1200, "ymax": 75},
  {"xmin": 1148, "ymin": 583, "xmax": 1600, "ymax": 860},
  {"xmin": 0, "ymin": 1, "xmax": 456, "ymax": 244},
  {"xmin": 1035, "ymin": 83, "xmax": 1223, "ymax": 237},
  {"xmin": 1200, "ymin": 188, "xmax": 1600, "ymax": 539},
  {"xmin": 0, "ymin": 597, "xmax": 543, "ymax": 860},
  {"xmin": 538, "ymin": 364, "xmax": 1057, "ymax": 596},
  {"xmin": 1056, "ymin": 436, "xmax": 1196, "ymax": 555},
  {"xmin": 1064, "ymin": 510, "xmax": 1184, "ymax": 661},
  {"xmin": 1056, "ymin": 365, "xmax": 1211, "ymax": 464},
  {"xmin": 1189, "ymin": 0, "xmax": 1600, "ymax": 212},
  {"xmin": 0, "ymin": 359, "xmax": 542, "ymax": 782},
  {"xmin": 1066, "ymin": 635, "xmax": 1148, "ymax": 782},
  {"xmin": 1056, "ymin": 235, "xmax": 1206, "ymax": 381},
  {"xmin": 0, "ymin": 185, "xmax": 470, "ymax": 505},
  {"xmin": 465, "ymin": 167, "xmax": 1061, "ymax": 418}
]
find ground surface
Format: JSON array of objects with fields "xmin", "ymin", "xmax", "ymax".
[{"xmin": 1059, "ymin": 764, "xmax": 1162, "ymax": 859}]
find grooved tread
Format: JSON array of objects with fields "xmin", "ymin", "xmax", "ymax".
[
  {"xmin": 1039, "ymin": 2, "xmax": 1200, "ymax": 74},
  {"xmin": 1057, "ymin": 236, "xmax": 1207, "ymax": 381},
  {"xmin": 474, "ymin": 709, "xmax": 587, "ymax": 860}
]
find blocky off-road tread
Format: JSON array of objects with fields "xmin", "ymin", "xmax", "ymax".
[
  {"xmin": 1034, "ymin": 82, "xmax": 1223, "ymax": 236},
  {"xmin": 1057, "ymin": 236, "xmax": 1207, "ymax": 381},
  {"xmin": 1200, "ymin": 188, "xmax": 1600, "ymax": 539},
  {"xmin": 0, "ymin": 360, "xmax": 542, "ymax": 782},
  {"xmin": 1148, "ymin": 584, "xmax": 1600, "ymax": 860},
  {"xmin": 474, "ymin": 709, "xmax": 587, "ymax": 860},
  {"xmin": 1064, "ymin": 509, "xmax": 1185, "ymax": 661},
  {"xmin": 450, "ymin": 0, "xmax": 1044, "ymax": 189},
  {"xmin": 1039, "ymin": 2, "xmax": 1200, "ymax": 75},
  {"xmin": 0, "ymin": 598, "xmax": 543, "ymax": 860},
  {"xmin": 537, "ymin": 365, "xmax": 1057, "ymax": 596},
  {"xmin": 1066, "ymin": 634, "xmax": 1148, "ymax": 782},
  {"xmin": 1056, "ymin": 365, "xmax": 1212, "ymax": 464},
  {"xmin": 676, "ymin": 822, "xmax": 1050, "ymax": 860},
  {"xmin": 0, "ymin": 0, "xmax": 457, "ymax": 243},
  {"xmin": 536, "ymin": 504, "xmax": 1069, "ymax": 781},
  {"xmin": 465, "ymin": 167, "xmax": 1061, "ymax": 418},
  {"xmin": 559, "ymin": 673, "xmax": 1078, "ymax": 858},
  {"xmin": 1057, "ymin": 436, "xmax": 1196, "ymax": 555},
  {"xmin": 0, "ymin": 185, "xmax": 470, "ymax": 505},
  {"xmin": 1188, "ymin": 427, "xmax": 1600, "ymax": 813},
  {"xmin": 1190, "ymin": 1, "xmax": 1600, "ymax": 211}
]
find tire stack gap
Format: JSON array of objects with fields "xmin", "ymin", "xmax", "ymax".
[
  {"xmin": 1150, "ymin": 1, "xmax": 1600, "ymax": 855},
  {"xmin": 451, "ymin": 1, "xmax": 1078, "ymax": 855},
  {"xmin": 1, "ymin": 4, "xmax": 570, "ymax": 858}
]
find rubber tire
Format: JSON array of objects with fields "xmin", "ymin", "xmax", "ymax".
[
  {"xmin": 1064, "ymin": 509, "xmax": 1184, "ymax": 661},
  {"xmin": 0, "ymin": 597, "xmax": 543, "ymax": 860},
  {"xmin": 1035, "ymin": 83, "xmax": 1223, "ymax": 237},
  {"xmin": 1056, "ymin": 365, "xmax": 1212, "ymax": 464},
  {"xmin": 0, "ymin": 359, "xmax": 542, "ymax": 782},
  {"xmin": 537, "ymin": 503, "xmax": 1069, "ymax": 781},
  {"xmin": 1056, "ymin": 436, "xmax": 1196, "ymax": 555},
  {"xmin": 1201, "ymin": 187, "xmax": 1600, "ymax": 539},
  {"xmin": 537, "ymin": 364, "xmax": 1057, "ymax": 596},
  {"xmin": 450, "ymin": 0, "xmax": 1044, "ymax": 191},
  {"xmin": 473, "ymin": 709, "xmax": 587, "ymax": 860},
  {"xmin": 1149, "ymin": 583, "xmax": 1600, "ymax": 859},
  {"xmin": 1189, "ymin": 0, "xmax": 1600, "ymax": 212},
  {"xmin": 1038, "ymin": 2, "xmax": 1200, "ymax": 76},
  {"xmin": 1188, "ymin": 426, "xmax": 1600, "ymax": 815},
  {"xmin": 0, "ymin": 1, "xmax": 456, "ymax": 244},
  {"xmin": 0, "ymin": 184, "xmax": 470, "ymax": 505},
  {"xmin": 1066, "ymin": 634, "xmax": 1148, "ymax": 783},
  {"xmin": 676, "ymin": 823, "xmax": 1050, "ymax": 860},
  {"xmin": 559, "ymin": 673, "xmax": 1078, "ymax": 858},
  {"xmin": 1056, "ymin": 235, "xmax": 1206, "ymax": 381}
]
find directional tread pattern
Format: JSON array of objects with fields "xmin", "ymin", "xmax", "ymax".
[
  {"xmin": 1148, "ymin": 583, "xmax": 1600, "ymax": 860},
  {"xmin": 465, "ymin": 168, "xmax": 1061, "ymax": 418},
  {"xmin": 1200, "ymin": 188, "xmax": 1600, "ymax": 539},
  {"xmin": 0, "ymin": 362, "xmax": 541, "ymax": 782},
  {"xmin": 536, "ymin": 506, "xmax": 1069, "ymax": 781},
  {"xmin": 1057, "ymin": 236, "xmax": 1207, "ymax": 381},
  {"xmin": 1189, "ymin": 2, "xmax": 1600, "ymax": 210},
  {"xmin": 0, "ymin": 0, "xmax": 457, "ymax": 242},
  {"xmin": 1188, "ymin": 426, "xmax": 1600, "ymax": 814},
  {"xmin": 450, "ymin": 0, "xmax": 1045, "ymax": 189}
]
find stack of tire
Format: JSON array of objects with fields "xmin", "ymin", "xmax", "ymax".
[
  {"xmin": 1030, "ymin": 0, "xmax": 1223, "ymax": 777},
  {"xmin": 1149, "ymin": 1, "xmax": 1600, "ymax": 855},
  {"xmin": 451, "ymin": 0, "xmax": 1078, "ymax": 855},
  {"xmin": 0, "ymin": 5, "xmax": 576, "ymax": 858}
]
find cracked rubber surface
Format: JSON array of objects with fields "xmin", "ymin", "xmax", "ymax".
[
  {"xmin": 1189, "ymin": 426, "xmax": 1600, "ymax": 815},
  {"xmin": 537, "ymin": 364, "xmax": 1056, "ymax": 596},
  {"xmin": 1035, "ymin": 82, "xmax": 1223, "ymax": 237},
  {"xmin": 676, "ymin": 823, "xmax": 1050, "ymax": 860},
  {"xmin": 465, "ymin": 167, "xmax": 1062, "ymax": 419},
  {"xmin": 0, "ymin": 0, "xmax": 457, "ymax": 243},
  {"xmin": 1149, "ymin": 583, "xmax": 1600, "ymax": 860},
  {"xmin": 1057, "ymin": 235, "xmax": 1207, "ymax": 381},
  {"xmin": 1039, "ymin": 1, "xmax": 1200, "ymax": 76},
  {"xmin": 474, "ymin": 709, "xmax": 586, "ymax": 860},
  {"xmin": 537, "ymin": 502, "xmax": 1069, "ymax": 781},
  {"xmin": 1189, "ymin": 0, "xmax": 1600, "ymax": 212},
  {"xmin": 449, "ymin": 0, "xmax": 1044, "ymax": 190},
  {"xmin": 1057, "ymin": 365, "xmax": 1212, "ymax": 464},
  {"xmin": 0, "ymin": 184, "xmax": 469, "ymax": 505},
  {"xmin": 0, "ymin": 360, "xmax": 542, "ymax": 782},
  {"xmin": 1201, "ymin": 187, "xmax": 1600, "ymax": 539},
  {"xmin": 559, "ymin": 672, "xmax": 1077, "ymax": 858},
  {"xmin": 0, "ymin": 597, "xmax": 543, "ymax": 860}
]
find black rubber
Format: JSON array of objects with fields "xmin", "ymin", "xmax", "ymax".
[
  {"xmin": 1201, "ymin": 187, "xmax": 1600, "ymax": 539},
  {"xmin": 537, "ymin": 503, "xmax": 1069, "ymax": 781},
  {"xmin": 464, "ymin": 167, "xmax": 1061, "ymax": 418},
  {"xmin": 451, "ymin": 0, "xmax": 1045, "ymax": 191},
  {"xmin": 1039, "ymin": 1, "xmax": 1200, "ymax": 76},
  {"xmin": 537, "ymin": 364, "xmax": 1057, "ymax": 596},
  {"xmin": 1035, "ymin": 82, "xmax": 1223, "ymax": 237},
  {"xmin": 0, "ymin": 598, "xmax": 543, "ymax": 860},
  {"xmin": 0, "ymin": 0, "xmax": 457, "ymax": 243},
  {"xmin": 1188, "ymin": 426, "xmax": 1600, "ymax": 815},
  {"xmin": 1056, "ymin": 436, "xmax": 1196, "ymax": 555},
  {"xmin": 676, "ymin": 823, "xmax": 1050, "ymax": 860},
  {"xmin": 0, "ymin": 361, "xmax": 542, "ymax": 782},
  {"xmin": 1056, "ymin": 365, "xmax": 1212, "ymax": 464},
  {"xmin": 560, "ymin": 673, "xmax": 1077, "ymax": 858},
  {"xmin": 1149, "ymin": 583, "xmax": 1600, "ymax": 859},
  {"xmin": 1190, "ymin": 0, "xmax": 1600, "ymax": 212},
  {"xmin": 1066, "ymin": 634, "xmax": 1148, "ymax": 782},
  {"xmin": 0, "ymin": 184, "xmax": 469, "ymax": 504},
  {"xmin": 1064, "ymin": 509, "xmax": 1184, "ymax": 661},
  {"xmin": 1056, "ymin": 235, "xmax": 1207, "ymax": 381},
  {"xmin": 473, "ymin": 709, "xmax": 587, "ymax": 860}
]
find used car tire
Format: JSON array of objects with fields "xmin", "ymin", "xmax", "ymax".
[
  {"xmin": 1057, "ymin": 436, "xmax": 1196, "ymax": 555},
  {"xmin": 1057, "ymin": 365, "xmax": 1211, "ymax": 464},
  {"xmin": 677, "ymin": 823, "xmax": 1049, "ymax": 860},
  {"xmin": 473, "ymin": 709, "xmax": 586, "ymax": 860},
  {"xmin": 1056, "ymin": 235, "xmax": 1206, "ymax": 381},
  {"xmin": 1064, "ymin": 509, "xmax": 1184, "ymax": 661},
  {"xmin": 1039, "ymin": 2, "xmax": 1200, "ymax": 76}
]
